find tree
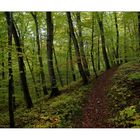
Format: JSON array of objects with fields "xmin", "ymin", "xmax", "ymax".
[
  {"xmin": 31, "ymin": 12, "xmax": 48, "ymax": 95},
  {"xmin": 68, "ymin": 31, "xmax": 76, "ymax": 82},
  {"xmin": 5, "ymin": 12, "xmax": 15, "ymax": 128},
  {"xmin": 46, "ymin": 12, "xmax": 59, "ymax": 97},
  {"xmin": 91, "ymin": 13, "xmax": 98, "ymax": 78},
  {"xmin": 123, "ymin": 13, "xmax": 127, "ymax": 63},
  {"xmin": 76, "ymin": 12, "xmax": 90, "ymax": 77},
  {"xmin": 97, "ymin": 13, "xmax": 110, "ymax": 70},
  {"xmin": 5, "ymin": 12, "xmax": 33, "ymax": 108},
  {"xmin": 97, "ymin": 36, "xmax": 100, "ymax": 71},
  {"xmin": 53, "ymin": 47, "xmax": 64, "ymax": 87},
  {"xmin": 138, "ymin": 12, "xmax": 140, "ymax": 54},
  {"xmin": 1, "ymin": 40, "xmax": 5, "ymax": 80},
  {"xmin": 66, "ymin": 12, "xmax": 88, "ymax": 84},
  {"xmin": 114, "ymin": 12, "xmax": 120, "ymax": 65}
]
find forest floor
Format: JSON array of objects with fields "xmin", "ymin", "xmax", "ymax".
[
  {"xmin": 81, "ymin": 66, "xmax": 118, "ymax": 128},
  {"xmin": 80, "ymin": 61, "xmax": 140, "ymax": 128},
  {"xmin": 0, "ymin": 61, "xmax": 140, "ymax": 128}
]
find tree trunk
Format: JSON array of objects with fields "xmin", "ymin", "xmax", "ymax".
[
  {"xmin": 53, "ymin": 48, "xmax": 64, "ymax": 87},
  {"xmin": 69, "ymin": 32, "xmax": 76, "ymax": 82},
  {"xmin": 6, "ymin": 12, "xmax": 33, "ymax": 108},
  {"xmin": 5, "ymin": 12, "xmax": 15, "ymax": 128},
  {"xmin": 97, "ymin": 13, "xmax": 110, "ymax": 70},
  {"xmin": 97, "ymin": 36, "xmax": 100, "ymax": 71},
  {"xmin": 1, "ymin": 44, "xmax": 5, "ymax": 80},
  {"xmin": 123, "ymin": 14, "xmax": 127, "ymax": 63},
  {"xmin": 138, "ymin": 12, "xmax": 140, "ymax": 55},
  {"xmin": 66, "ymin": 12, "xmax": 88, "ymax": 84},
  {"xmin": 114, "ymin": 12, "xmax": 120, "ymax": 65},
  {"xmin": 76, "ymin": 12, "xmax": 90, "ymax": 77},
  {"xmin": 46, "ymin": 12, "xmax": 59, "ymax": 97},
  {"xmin": 66, "ymin": 49, "xmax": 69, "ymax": 85},
  {"xmin": 24, "ymin": 50, "xmax": 39, "ymax": 97},
  {"xmin": 91, "ymin": 13, "xmax": 98, "ymax": 78},
  {"xmin": 31, "ymin": 12, "xmax": 48, "ymax": 95}
]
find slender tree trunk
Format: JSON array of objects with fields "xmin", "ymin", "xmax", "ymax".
[
  {"xmin": 5, "ymin": 12, "xmax": 33, "ymax": 108},
  {"xmin": 138, "ymin": 12, "xmax": 140, "ymax": 56},
  {"xmin": 24, "ymin": 51, "xmax": 39, "ymax": 97},
  {"xmin": 66, "ymin": 49, "xmax": 69, "ymax": 85},
  {"xmin": 53, "ymin": 48, "xmax": 64, "ymax": 87},
  {"xmin": 5, "ymin": 12, "xmax": 15, "ymax": 128},
  {"xmin": 91, "ymin": 13, "xmax": 98, "ymax": 78},
  {"xmin": 123, "ymin": 14, "xmax": 127, "ymax": 63},
  {"xmin": 66, "ymin": 12, "xmax": 88, "ymax": 84},
  {"xmin": 114, "ymin": 12, "xmax": 120, "ymax": 65},
  {"xmin": 97, "ymin": 36, "xmax": 100, "ymax": 71},
  {"xmin": 1, "ymin": 44, "xmax": 5, "ymax": 80},
  {"xmin": 46, "ymin": 12, "xmax": 59, "ymax": 97},
  {"xmin": 31, "ymin": 12, "xmax": 48, "ymax": 95},
  {"xmin": 76, "ymin": 12, "xmax": 90, "ymax": 77},
  {"xmin": 21, "ymin": 35, "xmax": 39, "ymax": 97},
  {"xmin": 69, "ymin": 32, "xmax": 76, "ymax": 82},
  {"xmin": 97, "ymin": 13, "xmax": 110, "ymax": 70}
]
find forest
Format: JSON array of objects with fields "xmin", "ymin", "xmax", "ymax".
[{"xmin": 0, "ymin": 12, "xmax": 140, "ymax": 128}]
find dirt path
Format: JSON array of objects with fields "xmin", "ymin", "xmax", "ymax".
[{"xmin": 82, "ymin": 67, "xmax": 118, "ymax": 128}]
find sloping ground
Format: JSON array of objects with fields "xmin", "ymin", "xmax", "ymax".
[
  {"xmin": 82, "ymin": 66, "xmax": 118, "ymax": 128},
  {"xmin": 81, "ymin": 61, "xmax": 140, "ymax": 128},
  {"xmin": 0, "ymin": 80, "xmax": 94, "ymax": 128},
  {"xmin": 107, "ymin": 61, "xmax": 140, "ymax": 128},
  {"xmin": 1, "ymin": 61, "xmax": 139, "ymax": 128}
]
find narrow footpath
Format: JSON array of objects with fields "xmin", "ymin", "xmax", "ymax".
[{"xmin": 82, "ymin": 67, "xmax": 118, "ymax": 128}]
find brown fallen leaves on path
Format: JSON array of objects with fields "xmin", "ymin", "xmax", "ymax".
[{"xmin": 82, "ymin": 67, "xmax": 118, "ymax": 128}]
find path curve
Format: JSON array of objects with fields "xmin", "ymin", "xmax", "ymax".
[{"xmin": 82, "ymin": 67, "xmax": 118, "ymax": 128}]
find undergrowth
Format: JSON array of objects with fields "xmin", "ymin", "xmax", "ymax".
[
  {"xmin": 0, "ymin": 79, "xmax": 94, "ymax": 128},
  {"xmin": 107, "ymin": 61, "xmax": 140, "ymax": 128}
]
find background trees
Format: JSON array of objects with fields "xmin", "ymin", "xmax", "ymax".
[{"xmin": 0, "ymin": 12, "xmax": 139, "ymax": 127}]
